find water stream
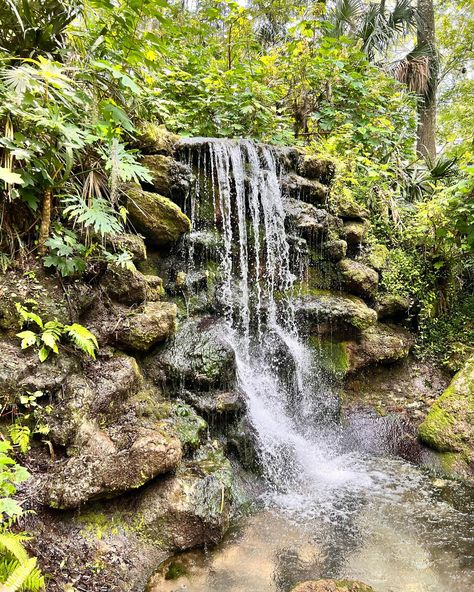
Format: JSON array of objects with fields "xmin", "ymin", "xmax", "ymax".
[{"xmin": 160, "ymin": 138, "xmax": 474, "ymax": 591}]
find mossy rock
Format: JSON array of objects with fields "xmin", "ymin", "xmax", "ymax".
[
  {"xmin": 116, "ymin": 301, "xmax": 177, "ymax": 351},
  {"xmin": 296, "ymin": 155, "xmax": 335, "ymax": 184},
  {"xmin": 342, "ymin": 220, "xmax": 369, "ymax": 246},
  {"xmin": 375, "ymin": 293, "xmax": 410, "ymax": 321},
  {"xmin": 337, "ymin": 258, "xmax": 379, "ymax": 299},
  {"xmin": 291, "ymin": 579, "xmax": 375, "ymax": 592},
  {"xmin": 125, "ymin": 185, "xmax": 191, "ymax": 246},
  {"xmin": 281, "ymin": 174, "xmax": 328, "ymax": 205},
  {"xmin": 141, "ymin": 154, "xmax": 191, "ymax": 200},
  {"xmin": 136, "ymin": 123, "xmax": 179, "ymax": 155},
  {"xmin": 418, "ymin": 356, "xmax": 474, "ymax": 456}
]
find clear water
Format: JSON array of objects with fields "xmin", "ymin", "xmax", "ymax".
[{"xmin": 163, "ymin": 138, "xmax": 474, "ymax": 591}]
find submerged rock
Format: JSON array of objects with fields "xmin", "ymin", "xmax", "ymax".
[
  {"xmin": 418, "ymin": 356, "xmax": 474, "ymax": 456},
  {"xmin": 124, "ymin": 185, "xmax": 191, "ymax": 246},
  {"xmin": 337, "ymin": 258, "xmax": 379, "ymax": 299},
  {"xmin": 291, "ymin": 579, "xmax": 375, "ymax": 592},
  {"xmin": 141, "ymin": 154, "xmax": 192, "ymax": 199},
  {"xmin": 294, "ymin": 290, "xmax": 377, "ymax": 334},
  {"xmin": 115, "ymin": 301, "xmax": 177, "ymax": 351}
]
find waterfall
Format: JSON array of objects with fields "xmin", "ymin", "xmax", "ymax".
[{"xmin": 178, "ymin": 138, "xmax": 372, "ymax": 516}]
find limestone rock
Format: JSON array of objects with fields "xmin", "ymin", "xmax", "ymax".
[
  {"xmin": 105, "ymin": 233, "xmax": 147, "ymax": 262},
  {"xmin": 322, "ymin": 239, "xmax": 347, "ymax": 262},
  {"xmin": 147, "ymin": 316, "xmax": 236, "ymax": 389},
  {"xmin": 141, "ymin": 154, "xmax": 191, "ymax": 199},
  {"xmin": 418, "ymin": 356, "xmax": 474, "ymax": 455},
  {"xmin": 136, "ymin": 123, "xmax": 180, "ymax": 155},
  {"xmin": 296, "ymin": 155, "xmax": 335, "ymax": 184},
  {"xmin": 116, "ymin": 301, "xmax": 177, "ymax": 351},
  {"xmin": 294, "ymin": 291, "xmax": 377, "ymax": 334},
  {"xmin": 284, "ymin": 198, "xmax": 339, "ymax": 239},
  {"xmin": 342, "ymin": 220, "xmax": 369, "ymax": 246},
  {"xmin": 125, "ymin": 185, "xmax": 191, "ymax": 246},
  {"xmin": 101, "ymin": 264, "xmax": 165, "ymax": 305},
  {"xmin": 337, "ymin": 259, "xmax": 379, "ymax": 299},
  {"xmin": 42, "ymin": 421, "xmax": 182, "ymax": 509},
  {"xmin": 336, "ymin": 199, "xmax": 369, "ymax": 221},
  {"xmin": 281, "ymin": 174, "xmax": 328, "ymax": 205},
  {"xmin": 0, "ymin": 339, "xmax": 78, "ymax": 405},
  {"xmin": 375, "ymin": 294, "xmax": 410, "ymax": 320},
  {"xmin": 291, "ymin": 579, "xmax": 375, "ymax": 592},
  {"xmin": 135, "ymin": 442, "xmax": 234, "ymax": 550},
  {"xmin": 345, "ymin": 323, "xmax": 414, "ymax": 372}
]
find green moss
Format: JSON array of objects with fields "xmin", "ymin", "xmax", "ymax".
[
  {"xmin": 165, "ymin": 561, "xmax": 188, "ymax": 580},
  {"xmin": 312, "ymin": 337, "xmax": 350, "ymax": 376},
  {"xmin": 418, "ymin": 403, "xmax": 456, "ymax": 452},
  {"xmin": 75, "ymin": 507, "xmax": 129, "ymax": 540}
]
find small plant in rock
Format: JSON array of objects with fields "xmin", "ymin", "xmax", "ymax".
[{"xmin": 15, "ymin": 302, "xmax": 98, "ymax": 362}]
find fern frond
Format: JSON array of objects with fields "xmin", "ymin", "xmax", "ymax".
[
  {"xmin": 1, "ymin": 556, "xmax": 39, "ymax": 591},
  {"xmin": 64, "ymin": 324, "xmax": 98, "ymax": 359},
  {"xmin": 0, "ymin": 534, "xmax": 29, "ymax": 564}
]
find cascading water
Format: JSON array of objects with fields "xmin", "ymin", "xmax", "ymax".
[{"xmin": 170, "ymin": 138, "xmax": 474, "ymax": 592}]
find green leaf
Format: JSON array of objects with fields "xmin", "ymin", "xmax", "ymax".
[
  {"xmin": 0, "ymin": 167, "xmax": 24, "ymax": 186},
  {"xmin": 38, "ymin": 347, "xmax": 50, "ymax": 363}
]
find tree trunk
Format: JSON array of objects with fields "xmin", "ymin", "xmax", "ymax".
[
  {"xmin": 38, "ymin": 187, "xmax": 52, "ymax": 253},
  {"xmin": 416, "ymin": 0, "xmax": 438, "ymax": 161}
]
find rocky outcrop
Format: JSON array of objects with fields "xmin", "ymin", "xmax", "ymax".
[
  {"xmin": 418, "ymin": 357, "xmax": 474, "ymax": 456},
  {"xmin": 342, "ymin": 220, "xmax": 369, "ymax": 246},
  {"xmin": 284, "ymin": 198, "xmax": 339, "ymax": 239},
  {"xmin": 291, "ymin": 579, "xmax": 375, "ymax": 592},
  {"xmin": 296, "ymin": 155, "xmax": 335, "ymax": 185},
  {"xmin": 375, "ymin": 293, "xmax": 410, "ymax": 320},
  {"xmin": 136, "ymin": 123, "xmax": 180, "ymax": 155},
  {"xmin": 294, "ymin": 290, "xmax": 377, "ymax": 334},
  {"xmin": 124, "ymin": 185, "xmax": 191, "ymax": 246},
  {"xmin": 101, "ymin": 263, "xmax": 164, "ymax": 305},
  {"xmin": 281, "ymin": 174, "xmax": 328, "ymax": 205},
  {"xmin": 115, "ymin": 301, "xmax": 177, "ymax": 351},
  {"xmin": 147, "ymin": 316, "xmax": 236, "ymax": 390},
  {"xmin": 134, "ymin": 442, "xmax": 234, "ymax": 550},
  {"xmin": 337, "ymin": 258, "xmax": 379, "ymax": 299},
  {"xmin": 105, "ymin": 232, "xmax": 147, "ymax": 262},
  {"xmin": 336, "ymin": 199, "xmax": 369, "ymax": 221},
  {"xmin": 322, "ymin": 239, "xmax": 347, "ymax": 262},
  {"xmin": 141, "ymin": 154, "xmax": 192, "ymax": 199}
]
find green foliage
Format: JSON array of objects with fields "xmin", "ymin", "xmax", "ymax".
[
  {"xmin": 43, "ymin": 230, "xmax": 87, "ymax": 277},
  {"xmin": 15, "ymin": 301, "xmax": 98, "ymax": 361},
  {"xmin": 0, "ymin": 441, "xmax": 29, "ymax": 520},
  {"xmin": 0, "ymin": 532, "xmax": 45, "ymax": 591}
]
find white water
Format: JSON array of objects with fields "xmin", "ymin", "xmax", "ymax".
[{"xmin": 171, "ymin": 138, "xmax": 474, "ymax": 590}]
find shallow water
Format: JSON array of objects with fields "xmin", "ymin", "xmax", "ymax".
[{"xmin": 150, "ymin": 461, "xmax": 474, "ymax": 592}]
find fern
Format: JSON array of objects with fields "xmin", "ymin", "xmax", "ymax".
[
  {"xmin": 0, "ymin": 534, "xmax": 45, "ymax": 591},
  {"xmin": 64, "ymin": 323, "xmax": 98, "ymax": 359}
]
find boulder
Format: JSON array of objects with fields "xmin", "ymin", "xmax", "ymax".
[
  {"xmin": 336, "ymin": 199, "xmax": 369, "ymax": 221},
  {"xmin": 294, "ymin": 291, "xmax": 377, "ymax": 334},
  {"xmin": 296, "ymin": 155, "xmax": 335, "ymax": 185},
  {"xmin": 136, "ymin": 123, "xmax": 180, "ymax": 155},
  {"xmin": 180, "ymin": 389, "xmax": 243, "ymax": 417},
  {"xmin": 342, "ymin": 220, "xmax": 369, "ymax": 246},
  {"xmin": 124, "ymin": 185, "xmax": 191, "ymax": 246},
  {"xmin": 102, "ymin": 264, "xmax": 165, "ymax": 305},
  {"xmin": 291, "ymin": 579, "xmax": 375, "ymax": 592},
  {"xmin": 281, "ymin": 174, "xmax": 328, "ymax": 205},
  {"xmin": 418, "ymin": 356, "xmax": 474, "ymax": 455},
  {"xmin": 337, "ymin": 259, "xmax": 379, "ymax": 299},
  {"xmin": 148, "ymin": 317, "xmax": 236, "ymax": 390},
  {"xmin": 284, "ymin": 198, "xmax": 339, "ymax": 239},
  {"xmin": 322, "ymin": 239, "xmax": 347, "ymax": 262},
  {"xmin": 115, "ymin": 301, "xmax": 177, "ymax": 351},
  {"xmin": 0, "ymin": 339, "xmax": 78, "ymax": 405},
  {"xmin": 135, "ymin": 442, "xmax": 234, "ymax": 550},
  {"xmin": 141, "ymin": 154, "xmax": 192, "ymax": 200},
  {"xmin": 375, "ymin": 294, "xmax": 410, "ymax": 320},
  {"xmin": 344, "ymin": 323, "xmax": 414, "ymax": 372},
  {"xmin": 42, "ymin": 421, "xmax": 182, "ymax": 509},
  {"xmin": 105, "ymin": 233, "xmax": 147, "ymax": 262}
]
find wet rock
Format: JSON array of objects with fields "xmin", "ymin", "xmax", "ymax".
[
  {"xmin": 135, "ymin": 442, "xmax": 234, "ymax": 550},
  {"xmin": 181, "ymin": 389, "xmax": 243, "ymax": 418},
  {"xmin": 183, "ymin": 231, "xmax": 223, "ymax": 263},
  {"xmin": 344, "ymin": 323, "xmax": 414, "ymax": 372},
  {"xmin": 294, "ymin": 290, "xmax": 377, "ymax": 334},
  {"xmin": 105, "ymin": 232, "xmax": 147, "ymax": 262},
  {"xmin": 0, "ymin": 339, "xmax": 78, "ymax": 405},
  {"xmin": 136, "ymin": 123, "xmax": 180, "ymax": 155},
  {"xmin": 281, "ymin": 174, "xmax": 328, "ymax": 205},
  {"xmin": 141, "ymin": 154, "xmax": 192, "ymax": 200},
  {"xmin": 115, "ymin": 301, "xmax": 177, "ymax": 351},
  {"xmin": 148, "ymin": 317, "xmax": 236, "ymax": 389},
  {"xmin": 336, "ymin": 199, "xmax": 369, "ymax": 221},
  {"xmin": 322, "ymin": 239, "xmax": 347, "ymax": 262},
  {"xmin": 296, "ymin": 155, "xmax": 335, "ymax": 185},
  {"xmin": 291, "ymin": 579, "xmax": 375, "ymax": 592},
  {"xmin": 124, "ymin": 185, "xmax": 191, "ymax": 246},
  {"xmin": 42, "ymin": 421, "xmax": 182, "ymax": 509},
  {"xmin": 284, "ymin": 198, "xmax": 339, "ymax": 239},
  {"xmin": 342, "ymin": 220, "xmax": 369, "ymax": 246},
  {"xmin": 337, "ymin": 259, "xmax": 379, "ymax": 299},
  {"xmin": 418, "ymin": 356, "xmax": 474, "ymax": 455},
  {"xmin": 375, "ymin": 294, "xmax": 410, "ymax": 320}
]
